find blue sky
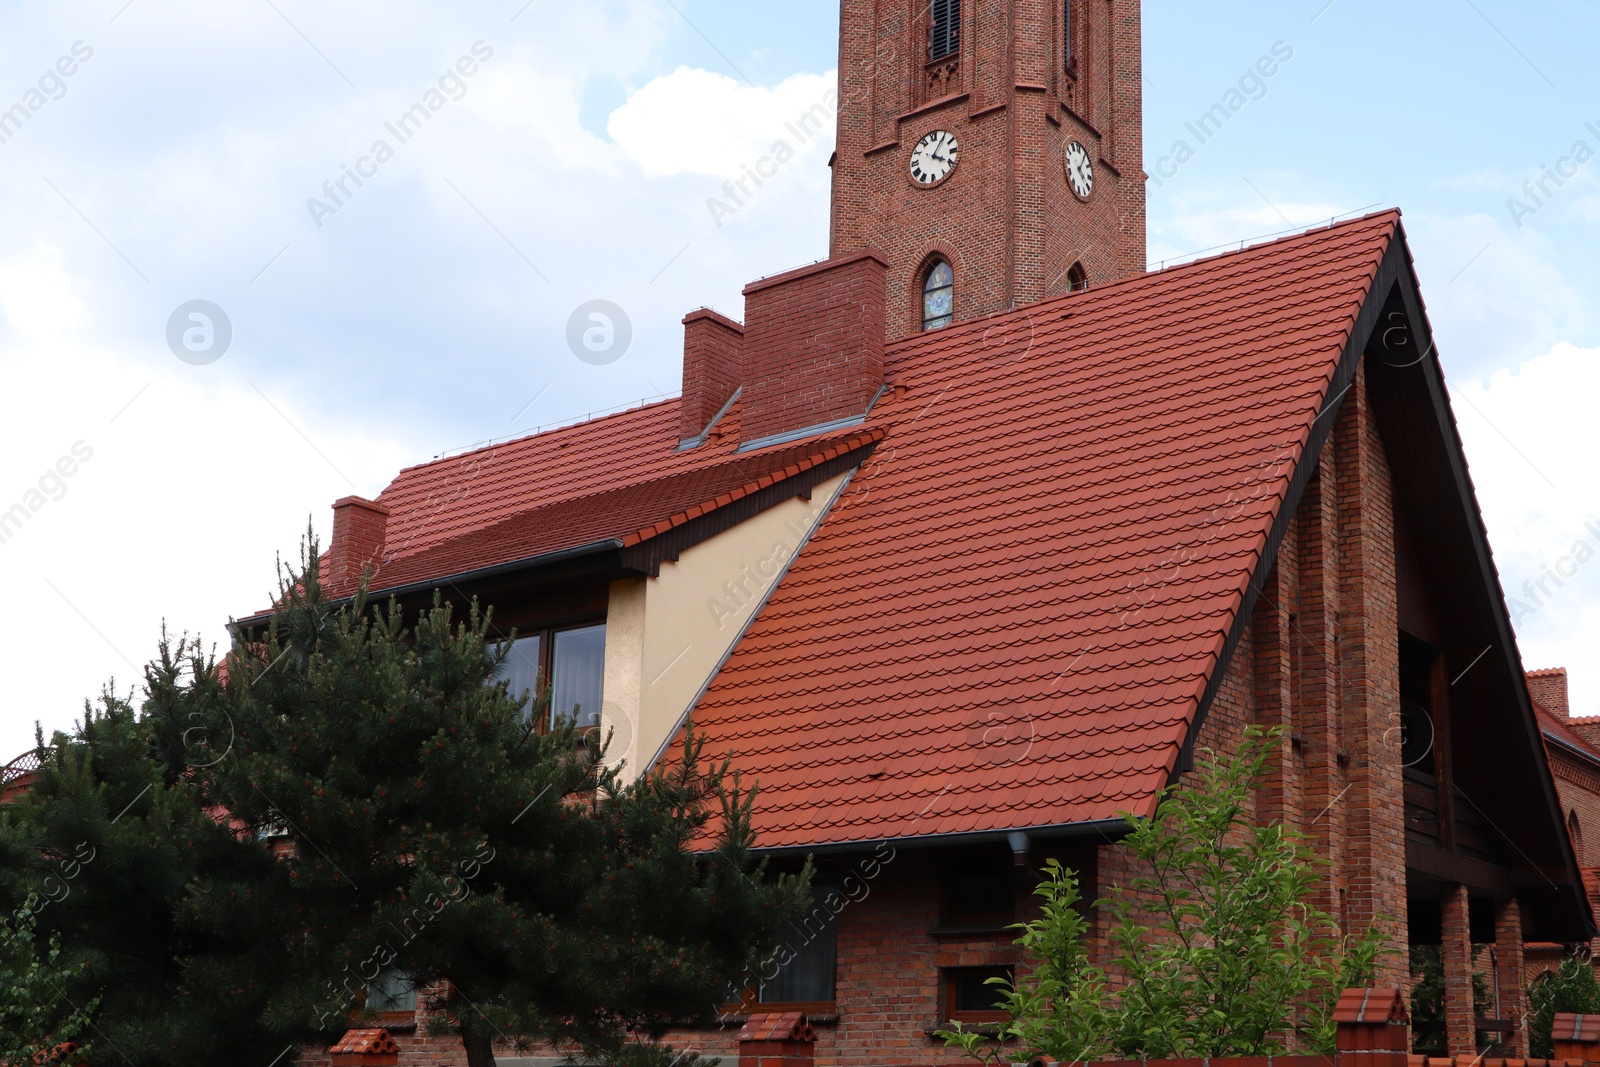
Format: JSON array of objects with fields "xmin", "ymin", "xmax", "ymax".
[{"xmin": 0, "ymin": 0, "xmax": 1596, "ymax": 756}]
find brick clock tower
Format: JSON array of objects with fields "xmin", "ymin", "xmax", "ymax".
[{"xmin": 829, "ymin": 0, "xmax": 1145, "ymax": 338}]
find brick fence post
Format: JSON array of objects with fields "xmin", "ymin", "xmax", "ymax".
[
  {"xmin": 738, "ymin": 1012, "xmax": 816, "ymax": 1067},
  {"xmin": 328, "ymin": 1029, "xmax": 400, "ymax": 1067},
  {"xmin": 1334, "ymin": 987, "xmax": 1410, "ymax": 1067},
  {"xmin": 1552, "ymin": 1013, "xmax": 1600, "ymax": 1064}
]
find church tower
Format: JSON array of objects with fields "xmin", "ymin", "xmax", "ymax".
[{"xmin": 829, "ymin": 0, "xmax": 1146, "ymax": 338}]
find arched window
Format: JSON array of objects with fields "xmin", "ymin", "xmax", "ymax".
[
  {"xmin": 929, "ymin": 0, "xmax": 960, "ymax": 61},
  {"xmin": 1067, "ymin": 262, "xmax": 1088, "ymax": 292},
  {"xmin": 922, "ymin": 260, "xmax": 955, "ymax": 331},
  {"xmin": 1571, "ymin": 810, "xmax": 1585, "ymax": 865}
]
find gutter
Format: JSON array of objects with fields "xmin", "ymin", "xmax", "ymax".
[
  {"xmin": 739, "ymin": 817, "xmax": 1133, "ymax": 861},
  {"xmin": 234, "ymin": 538, "xmax": 626, "ymax": 629}
]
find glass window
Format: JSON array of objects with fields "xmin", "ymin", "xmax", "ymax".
[
  {"xmin": 945, "ymin": 967, "xmax": 1012, "ymax": 1021},
  {"xmin": 759, "ymin": 885, "xmax": 838, "ymax": 1005},
  {"xmin": 498, "ymin": 634, "xmax": 542, "ymax": 719},
  {"xmin": 929, "ymin": 0, "xmax": 960, "ymax": 61},
  {"xmin": 365, "ymin": 969, "xmax": 417, "ymax": 1013},
  {"xmin": 923, "ymin": 260, "xmax": 954, "ymax": 331},
  {"xmin": 551, "ymin": 624, "xmax": 606, "ymax": 729},
  {"xmin": 1067, "ymin": 262, "xmax": 1088, "ymax": 292}
]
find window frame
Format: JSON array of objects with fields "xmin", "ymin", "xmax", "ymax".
[
  {"xmin": 726, "ymin": 881, "xmax": 841, "ymax": 1014},
  {"xmin": 493, "ymin": 616, "xmax": 608, "ymax": 731},
  {"xmin": 362, "ymin": 968, "xmax": 420, "ymax": 1023},
  {"xmin": 942, "ymin": 965, "xmax": 1015, "ymax": 1025},
  {"xmin": 922, "ymin": 259, "xmax": 955, "ymax": 332}
]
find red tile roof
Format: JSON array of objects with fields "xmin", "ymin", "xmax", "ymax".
[
  {"xmin": 676, "ymin": 211, "xmax": 1401, "ymax": 848},
  {"xmin": 335, "ymin": 210, "xmax": 1403, "ymax": 851},
  {"xmin": 1538, "ymin": 705, "xmax": 1600, "ymax": 766},
  {"xmin": 345, "ymin": 427, "xmax": 881, "ymax": 596}
]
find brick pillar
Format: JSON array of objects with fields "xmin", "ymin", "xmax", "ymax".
[
  {"xmin": 1495, "ymin": 898, "xmax": 1526, "ymax": 1056},
  {"xmin": 1251, "ymin": 555, "xmax": 1295, "ymax": 827},
  {"xmin": 1334, "ymin": 366, "xmax": 1407, "ymax": 986},
  {"xmin": 1441, "ymin": 884, "xmax": 1475, "ymax": 1057},
  {"xmin": 1297, "ymin": 444, "xmax": 1344, "ymax": 927}
]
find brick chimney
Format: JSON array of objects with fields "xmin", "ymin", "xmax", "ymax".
[
  {"xmin": 328, "ymin": 496, "xmax": 389, "ymax": 591},
  {"xmin": 1528, "ymin": 668, "xmax": 1571, "ymax": 718},
  {"xmin": 739, "ymin": 249, "xmax": 886, "ymax": 448},
  {"xmin": 678, "ymin": 308, "xmax": 745, "ymax": 445}
]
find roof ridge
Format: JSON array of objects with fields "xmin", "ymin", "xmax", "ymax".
[{"xmin": 884, "ymin": 208, "xmax": 1400, "ymax": 358}]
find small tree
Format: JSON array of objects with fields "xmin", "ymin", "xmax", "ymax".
[
  {"xmin": 1527, "ymin": 952, "xmax": 1600, "ymax": 1058},
  {"xmin": 0, "ymin": 897, "xmax": 98, "ymax": 1066},
  {"xmin": 939, "ymin": 727, "xmax": 1386, "ymax": 1063}
]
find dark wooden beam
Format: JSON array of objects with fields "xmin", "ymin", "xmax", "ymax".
[{"xmin": 1407, "ymin": 840, "xmax": 1512, "ymax": 894}]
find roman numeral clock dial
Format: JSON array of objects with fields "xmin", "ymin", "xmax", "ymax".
[
  {"xmin": 1065, "ymin": 140, "xmax": 1094, "ymax": 200},
  {"xmin": 910, "ymin": 130, "xmax": 959, "ymax": 187}
]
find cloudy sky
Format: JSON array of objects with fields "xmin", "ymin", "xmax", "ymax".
[{"xmin": 0, "ymin": 0, "xmax": 1595, "ymax": 759}]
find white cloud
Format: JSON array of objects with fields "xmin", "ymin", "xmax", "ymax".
[
  {"xmin": 1452, "ymin": 341, "xmax": 1600, "ymax": 717},
  {"xmin": 0, "ymin": 244, "xmax": 411, "ymax": 761},
  {"xmin": 607, "ymin": 66, "xmax": 837, "ymax": 177}
]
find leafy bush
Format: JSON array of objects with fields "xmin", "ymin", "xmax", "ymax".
[{"xmin": 938, "ymin": 727, "xmax": 1387, "ymax": 1062}]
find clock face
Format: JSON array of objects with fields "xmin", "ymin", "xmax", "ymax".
[
  {"xmin": 1065, "ymin": 140, "xmax": 1094, "ymax": 200},
  {"xmin": 910, "ymin": 130, "xmax": 959, "ymax": 187}
]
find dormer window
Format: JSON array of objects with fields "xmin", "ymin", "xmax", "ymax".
[
  {"xmin": 922, "ymin": 260, "xmax": 954, "ymax": 331},
  {"xmin": 929, "ymin": 0, "xmax": 960, "ymax": 61}
]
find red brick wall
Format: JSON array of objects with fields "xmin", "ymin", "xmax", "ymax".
[
  {"xmin": 830, "ymin": 0, "xmax": 1146, "ymax": 338},
  {"xmin": 740, "ymin": 251, "xmax": 886, "ymax": 446},
  {"xmin": 680, "ymin": 309, "xmax": 745, "ymax": 443}
]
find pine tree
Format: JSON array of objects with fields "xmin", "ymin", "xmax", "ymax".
[
  {"xmin": 0, "ymin": 681, "xmax": 305, "ymax": 1067},
  {"xmin": 192, "ymin": 542, "xmax": 808, "ymax": 1067},
  {"xmin": 1, "ymin": 538, "xmax": 806, "ymax": 1067}
]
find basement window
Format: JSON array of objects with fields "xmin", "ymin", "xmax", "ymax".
[
  {"xmin": 496, "ymin": 621, "xmax": 607, "ymax": 730},
  {"xmin": 923, "ymin": 260, "xmax": 955, "ymax": 331},
  {"xmin": 943, "ymin": 966, "xmax": 1013, "ymax": 1024}
]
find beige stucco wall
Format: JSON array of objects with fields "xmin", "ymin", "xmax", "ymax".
[{"xmin": 599, "ymin": 471, "xmax": 852, "ymax": 783}]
